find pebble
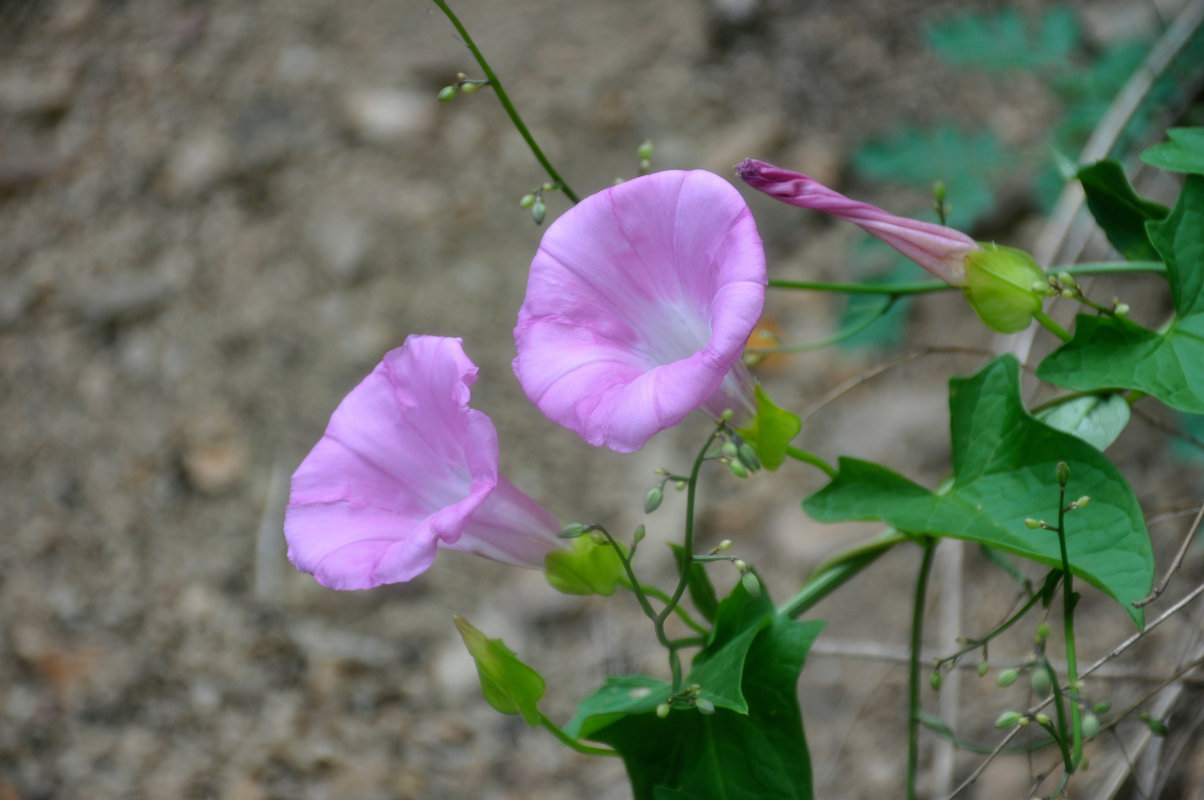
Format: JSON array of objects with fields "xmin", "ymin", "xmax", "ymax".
[
  {"xmin": 177, "ymin": 407, "xmax": 251, "ymax": 495},
  {"xmin": 341, "ymin": 88, "xmax": 433, "ymax": 144},
  {"xmin": 309, "ymin": 212, "xmax": 370, "ymax": 283},
  {"xmin": 159, "ymin": 131, "xmax": 234, "ymax": 201}
]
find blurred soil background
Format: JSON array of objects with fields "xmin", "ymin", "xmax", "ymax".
[{"xmin": 3, "ymin": 0, "xmax": 1204, "ymax": 797}]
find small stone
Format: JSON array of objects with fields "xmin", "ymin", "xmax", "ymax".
[
  {"xmin": 160, "ymin": 131, "xmax": 234, "ymax": 201},
  {"xmin": 309, "ymin": 213, "xmax": 370, "ymax": 283},
  {"xmin": 178, "ymin": 407, "xmax": 250, "ymax": 495},
  {"xmin": 342, "ymin": 88, "xmax": 433, "ymax": 144}
]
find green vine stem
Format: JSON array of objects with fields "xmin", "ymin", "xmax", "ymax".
[
  {"xmin": 1054, "ymin": 465, "xmax": 1084, "ymax": 768},
  {"xmin": 620, "ymin": 578, "xmax": 710, "ymax": 636},
  {"xmin": 778, "ymin": 530, "xmax": 908, "ymax": 619},
  {"xmin": 539, "ymin": 713, "xmax": 620, "ymax": 757},
  {"xmin": 432, "ymin": 0, "xmax": 580, "ymax": 202},
  {"xmin": 1033, "ymin": 309, "xmax": 1072, "ymax": 341},
  {"xmin": 907, "ymin": 539, "xmax": 937, "ymax": 800},
  {"xmin": 784, "ymin": 445, "xmax": 839, "ymax": 478},
  {"xmin": 933, "ymin": 590, "xmax": 1043, "ymax": 671}
]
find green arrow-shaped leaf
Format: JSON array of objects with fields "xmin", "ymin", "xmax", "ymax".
[
  {"xmin": 454, "ymin": 616, "xmax": 546, "ymax": 726},
  {"xmin": 1035, "ymin": 393, "xmax": 1130, "ymax": 451},
  {"xmin": 1038, "ymin": 174, "xmax": 1204, "ymax": 413},
  {"xmin": 805, "ymin": 355, "xmax": 1152, "ymax": 626},
  {"xmin": 1076, "ymin": 160, "xmax": 1169, "ymax": 261},
  {"xmin": 1140, "ymin": 127, "xmax": 1204, "ymax": 175}
]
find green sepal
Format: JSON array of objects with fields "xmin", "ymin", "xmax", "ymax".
[
  {"xmin": 545, "ymin": 535, "xmax": 627, "ymax": 596},
  {"xmin": 736, "ymin": 384, "xmax": 802, "ymax": 471},
  {"xmin": 961, "ymin": 243, "xmax": 1047, "ymax": 333},
  {"xmin": 804, "ymin": 355, "xmax": 1153, "ymax": 626},
  {"xmin": 453, "ymin": 616, "xmax": 546, "ymax": 726}
]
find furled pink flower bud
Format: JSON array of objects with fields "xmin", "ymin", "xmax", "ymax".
[
  {"xmin": 514, "ymin": 170, "xmax": 767, "ymax": 452},
  {"xmin": 737, "ymin": 159, "xmax": 978, "ymax": 286},
  {"xmin": 285, "ymin": 335, "xmax": 564, "ymax": 590}
]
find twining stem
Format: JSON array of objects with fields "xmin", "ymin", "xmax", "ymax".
[
  {"xmin": 907, "ymin": 539, "xmax": 938, "ymax": 800},
  {"xmin": 785, "ymin": 445, "xmax": 839, "ymax": 478},
  {"xmin": 431, "ymin": 0, "xmax": 580, "ymax": 202},
  {"xmin": 621, "ymin": 578, "xmax": 710, "ymax": 636},
  {"xmin": 539, "ymin": 713, "xmax": 620, "ymax": 757},
  {"xmin": 747, "ymin": 297, "xmax": 897, "ymax": 357},
  {"xmin": 1033, "ymin": 310, "xmax": 1072, "ymax": 341},
  {"xmin": 657, "ymin": 427, "xmax": 724, "ymax": 690},
  {"xmin": 934, "ymin": 590, "xmax": 1043, "ymax": 670},
  {"xmin": 1055, "ymin": 260, "xmax": 1165, "ymax": 276},
  {"xmin": 1055, "ymin": 478, "xmax": 1084, "ymax": 767}
]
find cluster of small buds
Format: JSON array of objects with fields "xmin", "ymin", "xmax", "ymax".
[
  {"xmin": 716, "ymin": 427, "xmax": 760, "ymax": 479},
  {"xmin": 637, "ymin": 139, "xmax": 653, "ymax": 175},
  {"xmin": 437, "ymin": 72, "xmax": 491, "ymax": 102},
  {"xmin": 519, "ymin": 181, "xmax": 561, "ymax": 225},
  {"xmin": 656, "ymin": 683, "xmax": 716, "ymax": 719}
]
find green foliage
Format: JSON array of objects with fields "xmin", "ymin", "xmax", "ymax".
[
  {"xmin": 454, "ymin": 616, "xmax": 546, "ymax": 726},
  {"xmin": 566, "ymin": 582, "xmax": 824, "ymax": 800},
  {"xmin": 1076, "ymin": 160, "xmax": 1169, "ymax": 261},
  {"xmin": 1035, "ymin": 394, "xmax": 1131, "ymax": 451},
  {"xmin": 925, "ymin": 7, "xmax": 1079, "ymax": 73},
  {"xmin": 545, "ymin": 535, "xmax": 627, "ymax": 596},
  {"xmin": 737, "ymin": 385, "xmax": 802, "ymax": 471},
  {"xmin": 804, "ymin": 356, "xmax": 1153, "ymax": 625},
  {"xmin": 1038, "ymin": 176, "xmax": 1204, "ymax": 413},
  {"xmin": 1141, "ymin": 127, "xmax": 1204, "ymax": 175}
]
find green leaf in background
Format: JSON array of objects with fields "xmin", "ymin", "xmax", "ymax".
[
  {"xmin": 925, "ymin": 6, "xmax": 1079, "ymax": 73},
  {"xmin": 1076, "ymin": 160, "xmax": 1169, "ymax": 261},
  {"xmin": 853, "ymin": 124, "xmax": 1011, "ymax": 229},
  {"xmin": 545, "ymin": 534, "xmax": 627, "ymax": 596},
  {"xmin": 668, "ymin": 542, "xmax": 720, "ymax": 623},
  {"xmin": 1038, "ymin": 175, "xmax": 1204, "ymax": 413},
  {"xmin": 805, "ymin": 356, "xmax": 1153, "ymax": 626},
  {"xmin": 737, "ymin": 384, "xmax": 802, "ymax": 471},
  {"xmin": 568, "ymin": 606, "xmax": 825, "ymax": 800},
  {"xmin": 1035, "ymin": 393, "xmax": 1131, "ymax": 451},
  {"xmin": 454, "ymin": 616, "xmax": 546, "ymax": 726},
  {"xmin": 1140, "ymin": 127, "xmax": 1204, "ymax": 175}
]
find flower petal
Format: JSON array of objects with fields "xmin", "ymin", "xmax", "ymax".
[
  {"xmin": 286, "ymin": 335, "xmax": 561, "ymax": 589},
  {"xmin": 514, "ymin": 170, "xmax": 765, "ymax": 452},
  {"xmin": 737, "ymin": 159, "xmax": 978, "ymax": 285}
]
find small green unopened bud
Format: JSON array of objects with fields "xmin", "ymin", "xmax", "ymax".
[
  {"xmin": 588, "ymin": 530, "xmax": 608, "ymax": 546},
  {"xmin": 437, "ymin": 85, "xmax": 458, "ymax": 102},
  {"xmin": 722, "ymin": 441, "xmax": 739, "ymax": 459},
  {"xmin": 716, "ymin": 539, "xmax": 733, "ymax": 552},
  {"xmin": 639, "ymin": 158, "xmax": 651, "ymax": 173},
  {"xmin": 962, "ymin": 243, "xmax": 1048, "ymax": 333},
  {"xmin": 1093, "ymin": 701, "xmax": 1111, "ymax": 715},
  {"xmin": 1035, "ymin": 712, "xmax": 1051, "ymax": 726},
  {"xmin": 656, "ymin": 703, "xmax": 671, "ymax": 719},
  {"xmin": 720, "ymin": 409, "xmax": 734, "ymax": 421},
  {"xmin": 1024, "ymin": 518, "xmax": 1044, "ymax": 529},
  {"xmin": 675, "ymin": 480, "xmax": 687, "ymax": 491},
  {"xmin": 933, "ymin": 180, "xmax": 947, "ymax": 205},
  {"xmin": 728, "ymin": 460, "xmax": 748, "ymax": 479},
  {"xmin": 977, "ymin": 660, "xmax": 990, "ymax": 677},
  {"xmin": 733, "ymin": 559, "xmax": 748, "ymax": 573},
  {"xmin": 460, "ymin": 81, "xmax": 481, "ymax": 94},
  {"xmin": 1056, "ymin": 461, "xmax": 1070, "ymax": 487},
  {"xmin": 930, "ymin": 671, "xmax": 943, "ymax": 691},
  {"xmin": 995, "ymin": 668, "xmax": 1019, "ymax": 687},
  {"xmin": 1081, "ymin": 712, "xmax": 1101, "ymax": 740},
  {"xmin": 1113, "ymin": 301, "xmax": 1130, "ymax": 317},
  {"xmin": 559, "ymin": 523, "xmax": 589, "ymax": 539},
  {"xmin": 644, "ymin": 486, "xmax": 664, "ymax": 514},
  {"xmin": 1056, "ymin": 271, "xmax": 1078, "ymax": 291},
  {"xmin": 1030, "ymin": 666, "xmax": 1053, "ymax": 696},
  {"xmin": 632, "ymin": 525, "xmax": 646, "ymax": 544},
  {"xmin": 695, "ymin": 697, "xmax": 715, "ymax": 715},
  {"xmin": 531, "ymin": 198, "xmax": 547, "ymax": 225},
  {"xmin": 637, "ymin": 139, "xmax": 654, "ymax": 161},
  {"xmin": 740, "ymin": 570, "xmax": 762, "ymax": 598},
  {"xmin": 1069, "ymin": 495, "xmax": 1091, "ymax": 509},
  {"xmin": 995, "ymin": 711, "xmax": 1023, "ymax": 729},
  {"xmin": 519, "ymin": 193, "xmax": 536, "ymax": 209},
  {"xmin": 1141, "ymin": 714, "xmax": 1169, "ymax": 736},
  {"xmin": 1036, "ymin": 622, "xmax": 1051, "ymax": 642},
  {"xmin": 737, "ymin": 442, "xmax": 761, "ymax": 472}
]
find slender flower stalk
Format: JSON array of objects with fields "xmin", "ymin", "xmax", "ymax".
[
  {"xmin": 514, "ymin": 170, "xmax": 767, "ymax": 452},
  {"xmin": 286, "ymin": 335, "xmax": 564, "ymax": 590}
]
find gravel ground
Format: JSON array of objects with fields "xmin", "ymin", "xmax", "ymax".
[{"xmin": 2, "ymin": 1, "xmax": 1203, "ymax": 798}]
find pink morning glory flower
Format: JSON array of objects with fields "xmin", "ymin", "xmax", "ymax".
[
  {"xmin": 513, "ymin": 170, "xmax": 766, "ymax": 453},
  {"xmin": 737, "ymin": 159, "xmax": 979, "ymax": 286},
  {"xmin": 285, "ymin": 335, "xmax": 564, "ymax": 590}
]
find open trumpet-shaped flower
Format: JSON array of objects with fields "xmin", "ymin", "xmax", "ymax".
[
  {"xmin": 286, "ymin": 335, "xmax": 563, "ymax": 590},
  {"xmin": 514, "ymin": 170, "xmax": 766, "ymax": 453},
  {"xmin": 737, "ymin": 158, "xmax": 978, "ymax": 286}
]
